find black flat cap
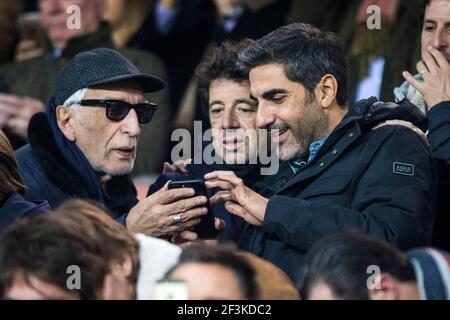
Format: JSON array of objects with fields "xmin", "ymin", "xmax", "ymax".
[{"xmin": 54, "ymin": 48, "xmax": 165, "ymax": 106}]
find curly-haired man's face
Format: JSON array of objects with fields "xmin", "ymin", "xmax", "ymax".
[{"xmin": 209, "ymin": 78, "xmax": 263, "ymax": 164}]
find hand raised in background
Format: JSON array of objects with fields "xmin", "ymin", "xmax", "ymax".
[
  {"xmin": 0, "ymin": 94, "xmax": 45, "ymax": 140},
  {"xmin": 403, "ymin": 46, "xmax": 450, "ymax": 109}
]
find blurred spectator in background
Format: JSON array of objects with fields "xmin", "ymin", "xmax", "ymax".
[
  {"xmin": 0, "ymin": 2, "xmax": 43, "ymax": 149},
  {"xmin": 125, "ymin": 0, "xmax": 292, "ymax": 121},
  {"xmin": 288, "ymin": 0, "xmax": 425, "ymax": 105},
  {"xmin": 54, "ymin": 200, "xmax": 181, "ymax": 300},
  {"xmin": 0, "ymin": 87, "xmax": 45, "ymax": 149},
  {"xmin": 396, "ymin": 0, "xmax": 450, "ymax": 113},
  {"xmin": 302, "ymin": 232, "xmax": 450, "ymax": 300},
  {"xmin": 103, "ymin": 0, "xmax": 153, "ymax": 49},
  {"xmin": 199, "ymin": 0, "xmax": 292, "ymax": 123},
  {"xmin": 239, "ymin": 252, "xmax": 300, "ymax": 299},
  {"xmin": 105, "ymin": 0, "xmax": 217, "ymax": 166},
  {"xmin": 113, "ymin": 0, "xmax": 217, "ymax": 118},
  {"xmin": 212, "ymin": 0, "xmax": 292, "ymax": 44},
  {"xmin": 16, "ymin": 48, "xmax": 210, "ymax": 240},
  {"xmin": 0, "ymin": 213, "xmax": 132, "ymax": 299},
  {"xmin": 164, "ymin": 244, "xmax": 301, "ymax": 300},
  {"xmin": 169, "ymin": 0, "xmax": 292, "ymax": 131},
  {"xmin": 14, "ymin": 10, "xmax": 43, "ymax": 62},
  {"xmin": 166, "ymin": 244, "xmax": 258, "ymax": 300},
  {"xmin": 0, "ymin": 0, "xmax": 170, "ymax": 176},
  {"xmin": 53, "ymin": 200, "xmax": 141, "ymax": 300},
  {"xmin": 343, "ymin": 0, "xmax": 425, "ymax": 104},
  {"xmin": 0, "ymin": 129, "xmax": 50, "ymax": 230},
  {"xmin": 397, "ymin": 0, "xmax": 450, "ymax": 251},
  {"xmin": 0, "ymin": 199, "xmax": 181, "ymax": 300},
  {"xmin": 15, "ymin": 48, "xmax": 161, "ymax": 216}
]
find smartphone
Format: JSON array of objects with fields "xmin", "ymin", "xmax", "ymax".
[
  {"xmin": 168, "ymin": 178, "xmax": 218, "ymax": 239},
  {"xmin": 153, "ymin": 279, "xmax": 189, "ymax": 300}
]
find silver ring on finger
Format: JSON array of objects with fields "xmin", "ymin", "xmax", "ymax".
[{"xmin": 171, "ymin": 213, "xmax": 183, "ymax": 225}]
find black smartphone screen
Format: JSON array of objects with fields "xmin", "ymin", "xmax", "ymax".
[{"xmin": 168, "ymin": 179, "xmax": 218, "ymax": 239}]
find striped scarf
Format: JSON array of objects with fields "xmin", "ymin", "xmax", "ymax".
[{"xmin": 407, "ymin": 248, "xmax": 450, "ymax": 300}]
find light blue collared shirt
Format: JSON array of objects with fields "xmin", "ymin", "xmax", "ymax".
[
  {"xmin": 155, "ymin": 2, "xmax": 178, "ymax": 35},
  {"xmin": 289, "ymin": 135, "xmax": 329, "ymax": 174}
]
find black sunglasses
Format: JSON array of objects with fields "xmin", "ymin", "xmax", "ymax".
[{"xmin": 78, "ymin": 99, "xmax": 157, "ymax": 124}]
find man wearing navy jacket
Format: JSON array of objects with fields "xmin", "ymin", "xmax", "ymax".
[{"xmin": 205, "ymin": 23, "xmax": 438, "ymax": 289}]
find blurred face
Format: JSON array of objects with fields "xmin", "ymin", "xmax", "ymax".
[
  {"xmin": 39, "ymin": 0, "xmax": 104, "ymax": 49},
  {"xmin": 209, "ymin": 79, "xmax": 261, "ymax": 164},
  {"xmin": 4, "ymin": 272, "xmax": 80, "ymax": 300},
  {"xmin": 250, "ymin": 63, "xmax": 329, "ymax": 161},
  {"xmin": 169, "ymin": 263, "xmax": 246, "ymax": 300},
  {"xmin": 63, "ymin": 83, "xmax": 145, "ymax": 176},
  {"xmin": 421, "ymin": 0, "xmax": 450, "ymax": 62}
]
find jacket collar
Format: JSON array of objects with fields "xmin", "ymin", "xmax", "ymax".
[{"xmin": 277, "ymin": 97, "xmax": 427, "ymax": 192}]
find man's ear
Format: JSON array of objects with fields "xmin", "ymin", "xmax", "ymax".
[
  {"xmin": 120, "ymin": 253, "xmax": 133, "ymax": 278},
  {"xmin": 56, "ymin": 106, "xmax": 77, "ymax": 141},
  {"xmin": 368, "ymin": 273, "xmax": 400, "ymax": 300},
  {"xmin": 314, "ymin": 74, "xmax": 338, "ymax": 109}
]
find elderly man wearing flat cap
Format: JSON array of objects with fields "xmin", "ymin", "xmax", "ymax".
[{"xmin": 16, "ymin": 48, "xmax": 208, "ymax": 237}]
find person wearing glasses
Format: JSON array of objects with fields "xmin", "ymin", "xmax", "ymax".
[{"xmin": 16, "ymin": 48, "xmax": 208, "ymax": 237}]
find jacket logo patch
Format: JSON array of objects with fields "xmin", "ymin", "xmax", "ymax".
[{"xmin": 393, "ymin": 162, "xmax": 414, "ymax": 176}]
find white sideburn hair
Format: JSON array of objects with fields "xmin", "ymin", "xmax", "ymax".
[{"xmin": 63, "ymin": 88, "xmax": 88, "ymax": 113}]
